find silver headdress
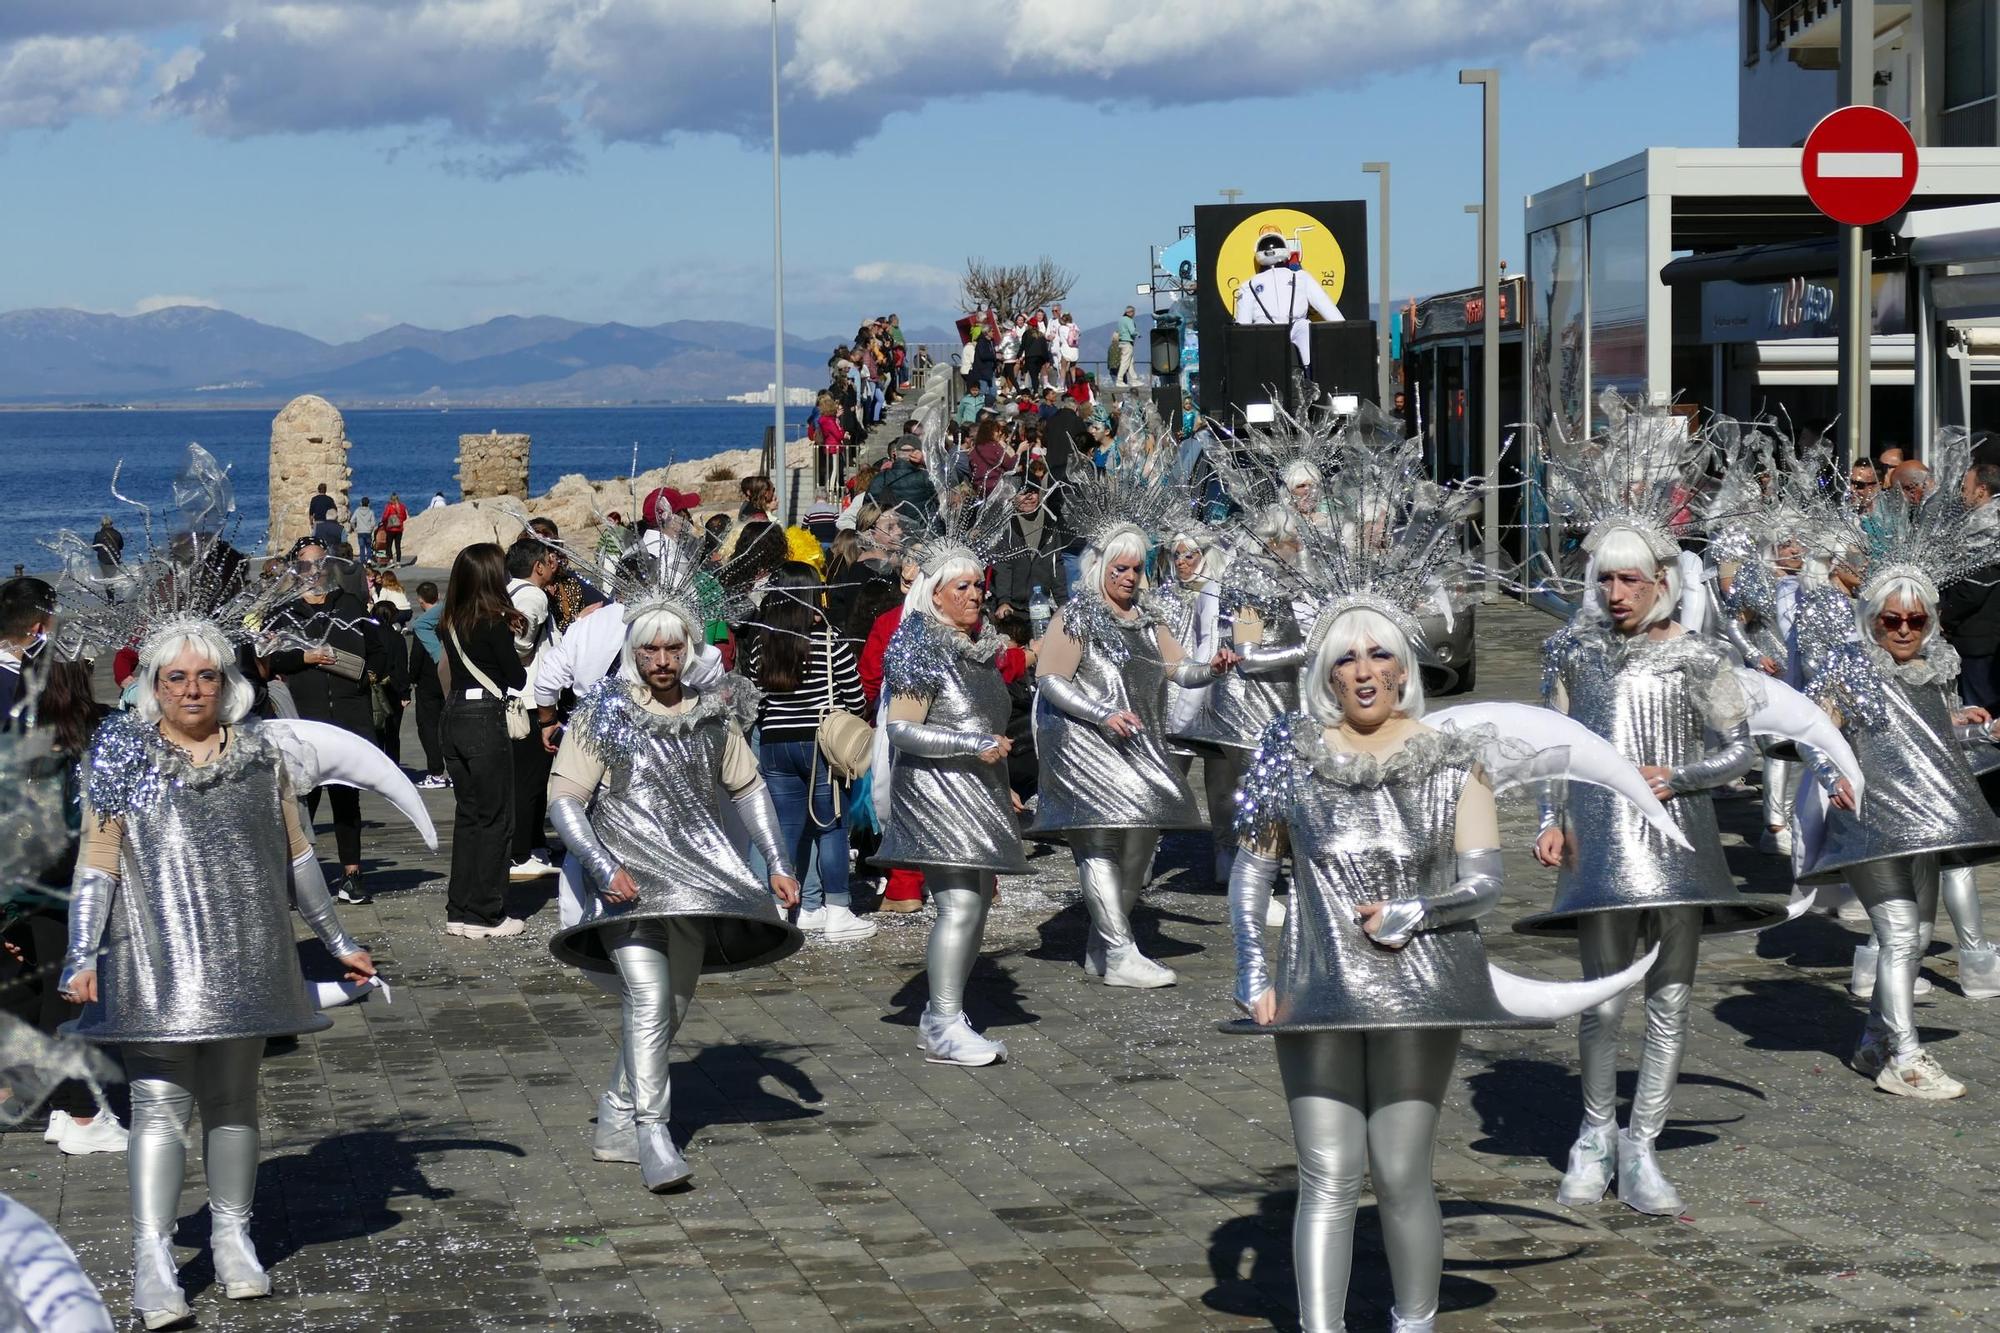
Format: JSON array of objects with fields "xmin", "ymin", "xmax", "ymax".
[
  {"xmin": 1203, "ymin": 398, "xmax": 1342, "ymax": 520},
  {"xmin": 46, "ymin": 444, "xmax": 311, "ymax": 664},
  {"xmin": 1059, "ymin": 426, "xmax": 1199, "ymax": 557},
  {"xmin": 1861, "ymin": 428, "xmax": 2000, "ymax": 603},
  {"xmin": 556, "ymin": 520, "xmax": 771, "ymax": 633},
  {"xmin": 900, "ymin": 422, "xmax": 1025, "ymax": 576},
  {"xmin": 1541, "ymin": 391, "xmax": 1710, "ymax": 563}
]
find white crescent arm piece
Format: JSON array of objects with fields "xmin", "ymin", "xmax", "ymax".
[
  {"xmin": 557, "ymin": 852, "xmax": 593, "ymax": 931},
  {"xmin": 1791, "ymin": 770, "xmax": 1830, "ymax": 881},
  {"xmin": 1428, "ymin": 702, "xmax": 1692, "ymax": 851},
  {"xmin": 1489, "ymin": 943, "xmax": 1661, "ymax": 1021},
  {"xmin": 1734, "ymin": 667, "xmax": 1864, "ymax": 800},
  {"xmin": 0, "ymin": 1191, "xmax": 114, "ymax": 1333},
  {"xmin": 266, "ymin": 718, "xmax": 439, "ymax": 851},
  {"xmin": 310, "ymin": 976, "xmax": 389, "ymax": 1010},
  {"xmin": 1675, "ymin": 551, "xmax": 1709, "ymax": 632}
]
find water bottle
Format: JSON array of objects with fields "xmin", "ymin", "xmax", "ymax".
[{"xmin": 1029, "ymin": 584, "xmax": 1053, "ymax": 641}]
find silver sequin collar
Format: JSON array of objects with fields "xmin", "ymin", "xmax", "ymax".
[
  {"xmin": 1288, "ymin": 720, "xmax": 1493, "ymax": 789},
  {"xmin": 569, "ymin": 676, "xmax": 759, "ymax": 767},
  {"xmin": 83, "ymin": 712, "xmax": 279, "ymax": 822},
  {"xmin": 1860, "ymin": 636, "xmax": 1961, "ymax": 688},
  {"xmin": 1061, "ymin": 588, "xmax": 1166, "ymax": 665}
]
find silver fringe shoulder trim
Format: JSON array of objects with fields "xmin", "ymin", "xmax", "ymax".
[
  {"xmin": 1058, "ymin": 589, "xmax": 1167, "ymax": 666},
  {"xmin": 883, "ymin": 611, "xmax": 1006, "ymax": 701},
  {"xmin": 1808, "ymin": 641, "xmax": 1889, "ymax": 729},
  {"xmin": 82, "ymin": 712, "xmax": 283, "ymax": 824},
  {"xmin": 568, "ymin": 676, "xmax": 759, "ymax": 772},
  {"xmin": 1542, "ymin": 609, "xmax": 1746, "ymax": 730},
  {"xmin": 1233, "ymin": 713, "xmax": 1493, "ymax": 842},
  {"xmin": 1863, "ymin": 636, "xmax": 1961, "ymax": 688}
]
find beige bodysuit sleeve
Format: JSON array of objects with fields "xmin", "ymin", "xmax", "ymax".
[
  {"xmin": 1033, "ymin": 613, "xmax": 1085, "ymax": 682},
  {"xmin": 888, "ymin": 695, "xmax": 931, "ymax": 725},
  {"xmin": 1454, "ymin": 768, "xmax": 1500, "ymax": 850},
  {"xmin": 720, "ymin": 726, "xmax": 762, "ymax": 796},
  {"xmin": 77, "ymin": 810, "xmax": 125, "ymax": 877},
  {"xmin": 1233, "ymin": 604, "xmax": 1266, "ymax": 646},
  {"xmin": 550, "ymin": 728, "xmax": 607, "ymax": 805}
]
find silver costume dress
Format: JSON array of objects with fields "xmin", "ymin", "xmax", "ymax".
[
  {"xmin": 878, "ymin": 612, "xmax": 1029, "ymax": 878},
  {"xmin": 549, "ymin": 679, "xmax": 803, "ymax": 976},
  {"xmin": 1222, "ymin": 716, "xmax": 1514, "ymax": 1333},
  {"xmin": 1173, "ymin": 563, "xmax": 1303, "ymax": 755},
  {"xmin": 879, "ymin": 613, "xmax": 1027, "ymax": 1047},
  {"xmin": 1030, "ymin": 591, "xmax": 1204, "ymax": 835}
]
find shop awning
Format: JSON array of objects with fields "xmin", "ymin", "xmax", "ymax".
[{"xmin": 1659, "ymin": 238, "xmax": 1842, "ymax": 286}]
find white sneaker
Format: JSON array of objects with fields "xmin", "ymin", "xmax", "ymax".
[
  {"xmin": 1265, "ymin": 896, "xmax": 1287, "ymax": 929},
  {"xmin": 794, "ymin": 906, "xmax": 827, "ymax": 933},
  {"xmin": 509, "ymin": 856, "xmax": 555, "ymax": 881},
  {"xmin": 918, "ymin": 1008, "xmax": 1007, "ymax": 1066},
  {"xmin": 415, "ymin": 773, "xmax": 451, "ymax": 790},
  {"xmin": 1758, "ymin": 826, "xmax": 1794, "ymax": 856},
  {"xmin": 820, "ymin": 903, "xmax": 878, "ymax": 943},
  {"xmin": 1100, "ymin": 944, "xmax": 1176, "ymax": 989},
  {"xmin": 42, "ymin": 1109, "xmax": 71, "ymax": 1143},
  {"xmin": 449, "ymin": 917, "xmax": 525, "ymax": 939},
  {"xmin": 57, "ymin": 1112, "xmax": 129, "ymax": 1155},
  {"xmin": 1878, "ymin": 1049, "xmax": 1966, "ymax": 1100}
]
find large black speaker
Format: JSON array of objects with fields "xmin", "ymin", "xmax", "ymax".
[{"xmin": 1217, "ymin": 322, "xmax": 1379, "ymax": 422}]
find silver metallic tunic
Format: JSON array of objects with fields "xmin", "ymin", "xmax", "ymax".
[
  {"xmin": 548, "ymin": 681, "xmax": 802, "ymax": 975},
  {"xmin": 1030, "ymin": 592, "xmax": 1204, "ymax": 833},
  {"xmin": 1519, "ymin": 614, "xmax": 1783, "ymax": 936},
  {"xmin": 1801, "ymin": 640, "xmax": 2000, "ymax": 881},
  {"xmin": 1173, "ymin": 566, "xmax": 1301, "ymax": 751},
  {"xmin": 1224, "ymin": 717, "xmax": 1542, "ymax": 1031},
  {"xmin": 68, "ymin": 717, "xmax": 329, "ymax": 1044},
  {"xmin": 877, "ymin": 613, "xmax": 1029, "ymax": 875}
]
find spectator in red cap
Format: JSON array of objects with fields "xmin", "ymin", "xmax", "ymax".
[{"xmin": 640, "ymin": 486, "xmax": 701, "ymax": 556}]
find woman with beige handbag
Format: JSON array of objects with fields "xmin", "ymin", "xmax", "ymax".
[{"xmin": 745, "ymin": 563, "xmax": 876, "ymax": 943}]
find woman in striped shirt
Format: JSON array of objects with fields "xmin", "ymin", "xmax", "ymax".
[{"xmin": 746, "ymin": 563, "xmax": 876, "ymax": 942}]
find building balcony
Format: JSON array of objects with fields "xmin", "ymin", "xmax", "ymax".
[{"xmin": 1768, "ymin": 0, "xmax": 1911, "ymax": 68}]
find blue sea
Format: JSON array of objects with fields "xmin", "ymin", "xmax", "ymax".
[{"xmin": 0, "ymin": 405, "xmax": 785, "ymax": 574}]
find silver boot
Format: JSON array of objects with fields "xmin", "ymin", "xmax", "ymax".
[
  {"xmin": 1615, "ymin": 1128, "xmax": 1684, "ymax": 1216},
  {"xmin": 1849, "ymin": 940, "xmax": 1878, "ymax": 997},
  {"xmin": 1555, "ymin": 1121, "xmax": 1614, "ymax": 1206},
  {"xmin": 592, "ymin": 1092, "xmax": 639, "ymax": 1164},
  {"xmin": 638, "ymin": 1123, "xmax": 691, "ymax": 1192},
  {"xmin": 1959, "ymin": 944, "xmax": 2000, "ymax": 1000},
  {"xmin": 210, "ymin": 1216, "xmax": 271, "ymax": 1299},
  {"xmin": 1389, "ymin": 1311, "xmax": 1435, "ymax": 1333},
  {"xmin": 132, "ymin": 1232, "xmax": 193, "ymax": 1330}
]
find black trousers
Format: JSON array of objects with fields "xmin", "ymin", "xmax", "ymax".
[
  {"xmin": 375, "ymin": 701, "xmax": 405, "ymax": 764},
  {"xmin": 443, "ymin": 699, "xmax": 514, "ymax": 926},
  {"xmin": 305, "ymin": 785, "xmax": 362, "ymax": 868},
  {"xmin": 511, "ymin": 731, "xmax": 555, "ymax": 861},
  {"xmin": 381, "ymin": 530, "xmax": 403, "ymax": 562},
  {"xmin": 414, "ymin": 686, "xmax": 445, "ymax": 775}
]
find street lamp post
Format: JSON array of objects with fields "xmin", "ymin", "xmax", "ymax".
[
  {"xmin": 1362, "ymin": 161, "xmax": 1392, "ymax": 409},
  {"xmin": 1463, "ymin": 204, "xmax": 1483, "ymax": 281},
  {"xmin": 770, "ymin": 0, "xmax": 789, "ymax": 526},
  {"xmin": 1458, "ymin": 67, "xmax": 1501, "ymax": 596}
]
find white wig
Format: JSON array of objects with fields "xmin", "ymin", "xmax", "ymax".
[
  {"xmin": 1170, "ymin": 529, "xmax": 1228, "ymax": 582},
  {"xmin": 1302, "ymin": 606, "xmax": 1426, "ymax": 725},
  {"xmin": 133, "ymin": 623, "xmax": 256, "ymax": 725},
  {"xmin": 617, "ymin": 603, "xmax": 698, "ymax": 681},
  {"xmin": 1080, "ymin": 523, "xmax": 1149, "ymax": 601},
  {"xmin": 903, "ymin": 554, "xmax": 982, "ymax": 624},
  {"xmin": 1586, "ymin": 525, "xmax": 1680, "ymax": 629},
  {"xmin": 1281, "ymin": 459, "xmax": 1322, "ymax": 493},
  {"xmin": 1857, "ymin": 573, "xmax": 1939, "ymax": 649}
]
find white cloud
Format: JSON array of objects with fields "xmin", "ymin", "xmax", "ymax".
[
  {"xmin": 0, "ymin": 33, "xmax": 146, "ymax": 129},
  {"xmin": 131, "ymin": 294, "xmax": 221, "ymax": 313},
  {"xmin": 0, "ymin": 1, "xmax": 1732, "ymax": 165}
]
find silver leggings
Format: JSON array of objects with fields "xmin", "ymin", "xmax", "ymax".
[
  {"xmin": 1762, "ymin": 756, "xmax": 1796, "ymax": 829},
  {"xmin": 124, "ymin": 1039, "xmax": 263, "ymax": 1236},
  {"xmin": 1069, "ymin": 828, "xmax": 1162, "ymax": 951},
  {"xmin": 608, "ymin": 920, "xmax": 705, "ymax": 1126},
  {"xmin": 1576, "ymin": 906, "xmax": 1701, "ymax": 1141},
  {"xmin": 926, "ymin": 867, "xmax": 995, "ymax": 1018},
  {"xmin": 584, "ymin": 967, "xmax": 634, "ymax": 1111},
  {"xmin": 1936, "ymin": 864, "xmax": 1989, "ymax": 951},
  {"xmin": 1849, "ymin": 855, "xmax": 1930, "ymax": 1059},
  {"xmin": 1276, "ymin": 1028, "xmax": 1459, "ymax": 1333}
]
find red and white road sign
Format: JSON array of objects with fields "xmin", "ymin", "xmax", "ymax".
[{"xmin": 1801, "ymin": 105, "xmax": 1918, "ymax": 227}]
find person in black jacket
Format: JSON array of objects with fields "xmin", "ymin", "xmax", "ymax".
[
  {"xmin": 370, "ymin": 599, "xmax": 412, "ymax": 761},
  {"xmin": 1040, "ymin": 401, "xmax": 1086, "ymax": 481},
  {"xmin": 988, "ymin": 484, "xmax": 1063, "ymax": 621},
  {"xmin": 438, "ymin": 543, "xmax": 529, "ymax": 938},
  {"xmin": 1944, "ymin": 461, "xmax": 2000, "ymax": 711},
  {"xmin": 970, "ymin": 324, "xmax": 998, "ymax": 405},
  {"xmin": 410, "ymin": 580, "xmax": 448, "ymax": 786},
  {"xmin": 262, "ymin": 541, "xmax": 386, "ymax": 904}
]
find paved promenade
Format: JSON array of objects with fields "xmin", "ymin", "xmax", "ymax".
[{"xmin": 9, "ymin": 600, "xmax": 2000, "ymax": 1331}]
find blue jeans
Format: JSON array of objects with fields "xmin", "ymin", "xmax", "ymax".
[
  {"xmin": 355, "ymin": 532, "xmax": 374, "ymax": 562},
  {"xmin": 759, "ymin": 739, "xmax": 851, "ymax": 911}
]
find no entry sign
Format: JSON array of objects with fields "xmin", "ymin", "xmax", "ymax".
[{"xmin": 1801, "ymin": 105, "xmax": 1918, "ymax": 227}]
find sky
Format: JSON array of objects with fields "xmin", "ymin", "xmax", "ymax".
[{"xmin": 0, "ymin": 1, "xmax": 1742, "ymax": 344}]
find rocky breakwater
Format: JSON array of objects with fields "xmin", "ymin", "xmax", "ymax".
[{"xmin": 399, "ymin": 448, "xmax": 762, "ymax": 568}]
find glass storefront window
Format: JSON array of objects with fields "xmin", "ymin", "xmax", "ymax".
[{"xmin": 1588, "ymin": 200, "xmax": 1648, "ymax": 419}]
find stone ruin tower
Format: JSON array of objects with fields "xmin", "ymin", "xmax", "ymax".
[
  {"xmin": 268, "ymin": 394, "xmax": 350, "ymax": 554},
  {"xmin": 458, "ymin": 431, "xmax": 531, "ymax": 501}
]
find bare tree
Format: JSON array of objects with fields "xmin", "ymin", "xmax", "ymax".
[{"xmin": 959, "ymin": 256, "xmax": 1077, "ymax": 323}]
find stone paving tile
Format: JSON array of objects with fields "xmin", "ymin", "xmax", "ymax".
[{"xmin": 13, "ymin": 600, "xmax": 2000, "ymax": 1330}]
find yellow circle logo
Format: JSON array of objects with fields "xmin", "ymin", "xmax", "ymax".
[{"xmin": 1216, "ymin": 208, "xmax": 1347, "ymax": 314}]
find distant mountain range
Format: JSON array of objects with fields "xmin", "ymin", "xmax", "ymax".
[
  {"xmin": 0, "ymin": 305, "xmax": 1148, "ymax": 407},
  {"xmin": 0, "ymin": 306, "xmax": 970, "ymax": 407}
]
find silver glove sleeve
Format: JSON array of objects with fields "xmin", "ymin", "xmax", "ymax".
[
  {"xmin": 1802, "ymin": 746, "xmax": 1845, "ymax": 795},
  {"xmin": 1537, "ymin": 792, "xmax": 1559, "ymax": 834},
  {"xmin": 732, "ymin": 786, "xmax": 795, "ymax": 880},
  {"xmin": 1371, "ymin": 847, "xmax": 1504, "ymax": 948},
  {"xmin": 1228, "ymin": 850, "xmax": 1279, "ymax": 1015},
  {"xmin": 887, "ymin": 718, "xmax": 996, "ymax": 759},
  {"xmin": 1665, "ymin": 719, "xmax": 1755, "ymax": 794},
  {"xmin": 549, "ymin": 794, "xmax": 620, "ymax": 890},
  {"xmin": 1713, "ymin": 601, "xmax": 1758, "ymax": 664},
  {"xmin": 1166, "ymin": 657, "xmax": 1221, "ymax": 686},
  {"xmin": 60, "ymin": 867, "xmax": 117, "ymax": 990},
  {"xmin": 1954, "ymin": 719, "xmax": 1995, "ymax": 744},
  {"xmin": 289, "ymin": 852, "xmax": 361, "ymax": 959},
  {"xmin": 1238, "ymin": 640, "xmax": 1308, "ymax": 675},
  {"xmin": 1038, "ymin": 673, "xmax": 1119, "ymax": 726}
]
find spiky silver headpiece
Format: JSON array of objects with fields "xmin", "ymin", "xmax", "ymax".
[{"xmin": 1862, "ymin": 428, "xmax": 2000, "ymax": 604}]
